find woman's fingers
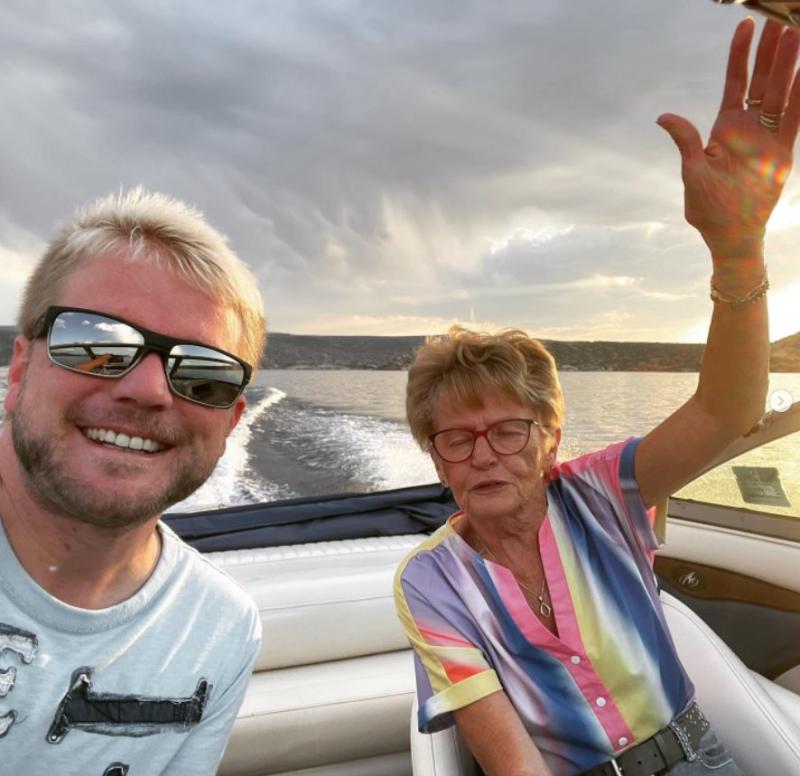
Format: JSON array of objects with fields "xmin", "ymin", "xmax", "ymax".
[
  {"xmin": 720, "ymin": 17, "xmax": 756, "ymax": 113},
  {"xmin": 779, "ymin": 69, "xmax": 800, "ymax": 146},
  {"xmin": 746, "ymin": 19, "xmax": 784, "ymax": 106},
  {"xmin": 761, "ymin": 27, "xmax": 800, "ymax": 124}
]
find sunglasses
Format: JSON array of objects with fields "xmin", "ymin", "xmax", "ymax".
[{"xmin": 32, "ymin": 306, "xmax": 252, "ymax": 409}]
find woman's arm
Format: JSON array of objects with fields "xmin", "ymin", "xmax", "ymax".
[
  {"xmin": 636, "ymin": 18, "xmax": 800, "ymax": 508},
  {"xmin": 453, "ymin": 691, "xmax": 554, "ymax": 776}
]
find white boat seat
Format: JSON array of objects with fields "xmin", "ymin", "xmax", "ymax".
[
  {"xmin": 210, "ymin": 536, "xmax": 418, "ymax": 671},
  {"xmin": 662, "ymin": 592, "xmax": 800, "ymax": 775},
  {"xmin": 409, "ymin": 591, "xmax": 800, "ymax": 775},
  {"xmin": 219, "ymin": 650, "xmax": 415, "ymax": 775},
  {"xmin": 212, "ymin": 536, "xmax": 422, "ymax": 775},
  {"xmin": 752, "ymin": 672, "xmax": 800, "ymax": 728}
]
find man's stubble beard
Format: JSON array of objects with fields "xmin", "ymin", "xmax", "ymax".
[{"xmin": 10, "ymin": 388, "xmax": 217, "ymax": 531}]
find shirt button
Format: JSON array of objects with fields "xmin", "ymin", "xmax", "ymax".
[
  {"xmin": 570, "ymin": 656, "xmax": 581, "ymax": 665},
  {"xmin": 596, "ymin": 697, "xmax": 606, "ymax": 707},
  {"xmin": 618, "ymin": 737, "xmax": 628, "ymax": 747}
]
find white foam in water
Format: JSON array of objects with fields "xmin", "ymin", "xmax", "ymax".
[
  {"xmin": 321, "ymin": 412, "xmax": 438, "ymax": 490},
  {"xmin": 170, "ymin": 387, "xmax": 288, "ymax": 512}
]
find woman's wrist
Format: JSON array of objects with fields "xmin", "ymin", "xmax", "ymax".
[
  {"xmin": 710, "ymin": 255, "xmax": 767, "ymax": 296},
  {"xmin": 706, "ymin": 229, "xmax": 766, "ymax": 298},
  {"xmin": 710, "ymin": 266, "xmax": 769, "ymax": 305},
  {"xmin": 703, "ymin": 233, "xmax": 765, "ymax": 264}
]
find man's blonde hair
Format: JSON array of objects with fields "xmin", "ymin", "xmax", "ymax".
[
  {"xmin": 406, "ymin": 325, "xmax": 565, "ymax": 448},
  {"xmin": 18, "ymin": 188, "xmax": 266, "ymax": 366}
]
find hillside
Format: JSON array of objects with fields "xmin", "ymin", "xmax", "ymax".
[
  {"xmin": 2, "ymin": 326, "xmax": 797, "ymax": 372},
  {"xmin": 262, "ymin": 333, "xmax": 708, "ymax": 371},
  {"xmin": 771, "ymin": 331, "xmax": 800, "ymax": 372}
]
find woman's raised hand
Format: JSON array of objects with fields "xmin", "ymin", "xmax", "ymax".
[{"xmin": 658, "ymin": 18, "xmax": 800, "ymax": 261}]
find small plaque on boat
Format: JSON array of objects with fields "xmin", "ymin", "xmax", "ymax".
[{"xmin": 732, "ymin": 466, "xmax": 791, "ymax": 508}]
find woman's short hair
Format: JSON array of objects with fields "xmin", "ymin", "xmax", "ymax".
[
  {"xmin": 406, "ymin": 325, "xmax": 565, "ymax": 449},
  {"xmin": 18, "ymin": 188, "xmax": 266, "ymax": 367}
]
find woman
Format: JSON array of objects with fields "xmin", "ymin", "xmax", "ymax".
[{"xmin": 394, "ymin": 18, "xmax": 800, "ymax": 776}]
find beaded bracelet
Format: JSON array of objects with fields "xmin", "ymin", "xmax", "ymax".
[{"xmin": 710, "ymin": 267, "xmax": 769, "ymax": 305}]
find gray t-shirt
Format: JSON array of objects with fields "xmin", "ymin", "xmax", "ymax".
[{"xmin": 0, "ymin": 519, "xmax": 261, "ymax": 775}]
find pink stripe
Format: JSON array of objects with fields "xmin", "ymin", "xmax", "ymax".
[
  {"xmin": 540, "ymin": 515, "xmax": 582, "ymax": 650},
  {"xmin": 543, "ymin": 514, "xmax": 635, "ymax": 750},
  {"xmin": 489, "ymin": 547, "xmax": 635, "ymax": 750},
  {"xmin": 562, "ymin": 660, "xmax": 635, "ymax": 750},
  {"xmin": 450, "ymin": 506, "xmax": 636, "ymax": 750}
]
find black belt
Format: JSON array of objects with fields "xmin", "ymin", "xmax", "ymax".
[{"xmin": 582, "ymin": 702, "xmax": 710, "ymax": 776}]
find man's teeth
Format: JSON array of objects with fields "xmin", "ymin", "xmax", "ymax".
[{"xmin": 84, "ymin": 428, "xmax": 165, "ymax": 453}]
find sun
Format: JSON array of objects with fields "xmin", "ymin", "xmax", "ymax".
[{"xmin": 678, "ymin": 283, "xmax": 800, "ymax": 344}]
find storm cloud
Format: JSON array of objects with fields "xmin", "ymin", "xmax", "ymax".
[{"xmin": 1, "ymin": 0, "xmax": 797, "ymax": 340}]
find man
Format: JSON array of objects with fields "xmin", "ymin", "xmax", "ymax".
[{"xmin": 0, "ymin": 189, "xmax": 265, "ymax": 775}]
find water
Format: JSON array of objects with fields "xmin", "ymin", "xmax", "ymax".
[
  {"xmin": 1, "ymin": 368, "xmax": 798, "ymax": 514},
  {"xmin": 179, "ymin": 369, "xmax": 800, "ymax": 513}
]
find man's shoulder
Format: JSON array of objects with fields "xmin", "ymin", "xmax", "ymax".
[{"xmin": 159, "ymin": 523, "xmax": 260, "ymax": 627}]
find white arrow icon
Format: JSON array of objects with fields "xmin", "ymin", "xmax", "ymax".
[{"xmin": 768, "ymin": 389, "xmax": 793, "ymax": 413}]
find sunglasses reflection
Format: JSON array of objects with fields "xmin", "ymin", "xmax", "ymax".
[{"xmin": 40, "ymin": 307, "xmax": 251, "ymax": 409}]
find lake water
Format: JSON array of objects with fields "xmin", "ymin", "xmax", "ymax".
[
  {"xmin": 178, "ymin": 369, "xmax": 800, "ymax": 516},
  {"xmin": 1, "ymin": 368, "xmax": 798, "ymax": 515}
]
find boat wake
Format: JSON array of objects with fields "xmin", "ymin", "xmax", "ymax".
[{"xmin": 171, "ymin": 387, "xmax": 290, "ymax": 512}]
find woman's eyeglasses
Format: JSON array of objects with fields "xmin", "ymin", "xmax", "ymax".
[
  {"xmin": 32, "ymin": 306, "xmax": 252, "ymax": 409},
  {"xmin": 428, "ymin": 418, "xmax": 540, "ymax": 463}
]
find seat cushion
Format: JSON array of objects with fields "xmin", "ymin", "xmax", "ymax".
[
  {"xmin": 262, "ymin": 752, "xmax": 411, "ymax": 776},
  {"xmin": 751, "ymin": 672, "xmax": 800, "ymax": 730},
  {"xmin": 210, "ymin": 536, "xmax": 420, "ymax": 670},
  {"xmin": 661, "ymin": 592, "xmax": 800, "ymax": 774},
  {"xmin": 219, "ymin": 650, "xmax": 416, "ymax": 775}
]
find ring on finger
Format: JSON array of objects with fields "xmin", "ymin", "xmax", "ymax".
[
  {"xmin": 759, "ymin": 110, "xmax": 782, "ymax": 132},
  {"xmin": 745, "ymin": 97, "xmax": 763, "ymax": 107}
]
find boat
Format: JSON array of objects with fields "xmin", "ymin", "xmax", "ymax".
[{"xmin": 163, "ymin": 399, "xmax": 800, "ymax": 775}]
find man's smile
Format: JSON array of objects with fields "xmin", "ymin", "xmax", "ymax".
[{"xmin": 82, "ymin": 427, "xmax": 166, "ymax": 453}]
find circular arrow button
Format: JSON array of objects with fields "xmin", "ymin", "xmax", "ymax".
[{"xmin": 768, "ymin": 389, "xmax": 793, "ymax": 413}]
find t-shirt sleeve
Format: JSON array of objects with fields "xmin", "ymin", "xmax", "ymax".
[
  {"xmin": 558, "ymin": 438, "xmax": 660, "ymax": 561},
  {"xmin": 394, "ymin": 553, "xmax": 502, "ymax": 733}
]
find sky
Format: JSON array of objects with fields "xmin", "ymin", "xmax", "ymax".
[{"xmin": 1, "ymin": 0, "xmax": 799, "ymax": 342}]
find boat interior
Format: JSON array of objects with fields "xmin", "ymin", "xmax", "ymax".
[{"xmin": 165, "ymin": 403, "xmax": 800, "ymax": 776}]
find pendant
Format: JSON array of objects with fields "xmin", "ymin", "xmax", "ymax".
[{"xmin": 538, "ymin": 598, "xmax": 552, "ymax": 618}]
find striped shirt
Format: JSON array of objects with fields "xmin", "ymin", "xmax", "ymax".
[{"xmin": 394, "ymin": 438, "xmax": 694, "ymax": 776}]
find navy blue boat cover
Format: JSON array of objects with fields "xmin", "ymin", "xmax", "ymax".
[{"xmin": 164, "ymin": 483, "xmax": 457, "ymax": 552}]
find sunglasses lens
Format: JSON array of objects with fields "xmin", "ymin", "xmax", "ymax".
[
  {"xmin": 47, "ymin": 310, "xmax": 247, "ymax": 408},
  {"xmin": 168, "ymin": 344, "xmax": 246, "ymax": 408},
  {"xmin": 48, "ymin": 311, "xmax": 143, "ymax": 375}
]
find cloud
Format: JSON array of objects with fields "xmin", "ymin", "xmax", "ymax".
[
  {"xmin": 0, "ymin": 238, "xmax": 42, "ymax": 324},
  {"xmin": 0, "ymin": 0, "xmax": 795, "ymax": 340},
  {"xmin": 290, "ymin": 314, "xmax": 463, "ymax": 337}
]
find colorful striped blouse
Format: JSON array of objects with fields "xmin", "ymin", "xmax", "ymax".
[{"xmin": 394, "ymin": 438, "xmax": 695, "ymax": 776}]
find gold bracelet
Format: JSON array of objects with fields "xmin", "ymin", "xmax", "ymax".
[{"xmin": 710, "ymin": 267, "xmax": 769, "ymax": 305}]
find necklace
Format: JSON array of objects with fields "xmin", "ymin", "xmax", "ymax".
[
  {"xmin": 474, "ymin": 539, "xmax": 553, "ymax": 619},
  {"xmin": 516, "ymin": 577, "xmax": 553, "ymax": 619}
]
